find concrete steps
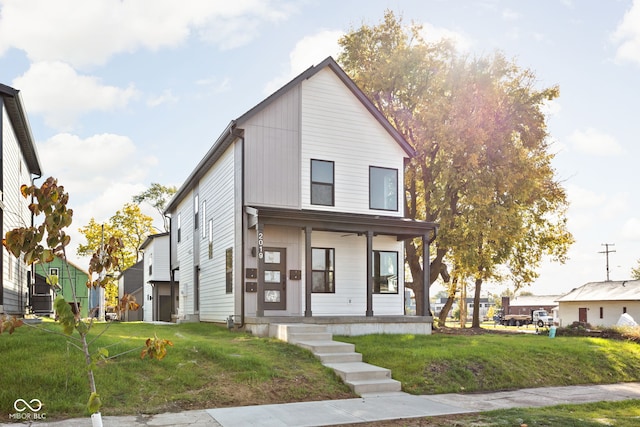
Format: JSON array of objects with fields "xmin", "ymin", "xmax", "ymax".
[{"xmin": 271, "ymin": 323, "xmax": 401, "ymax": 395}]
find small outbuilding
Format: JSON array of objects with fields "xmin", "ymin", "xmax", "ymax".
[{"xmin": 555, "ymin": 280, "xmax": 640, "ymax": 327}]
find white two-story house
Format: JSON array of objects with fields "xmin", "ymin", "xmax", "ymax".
[
  {"xmin": 1, "ymin": 83, "xmax": 43, "ymax": 315},
  {"xmin": 164, "ymin": 57, "xmax": 437, "ymax": 336},
  {"xmin": 140, "ymin": 232, "xmax": 177, "ymax": 322}
]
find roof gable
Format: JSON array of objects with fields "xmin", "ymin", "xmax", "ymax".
[
  {"xmin": 557, "ymin": 280, "xmax": 640, "ymax": 302},
  {"xmin": 166, "ymin": 57, "xmax": 413, "ymax": 213}
]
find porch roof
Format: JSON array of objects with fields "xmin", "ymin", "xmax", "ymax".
[{"xmin": 246, "ymin": 206, "xmax": 438, "ymax": 240}]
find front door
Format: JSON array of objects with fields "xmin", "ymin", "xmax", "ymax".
[
  {"xmin": 263, "ymin": 248, "xmax": 286, "ymax": 310},
  {"xmin": 578, "ymin": 307, "xmax": 588, "ymax": 323}
]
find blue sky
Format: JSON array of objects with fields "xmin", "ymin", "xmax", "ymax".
[{"xmin": 1, "ymin": 0, "xmax": 639, "ymax": 296}]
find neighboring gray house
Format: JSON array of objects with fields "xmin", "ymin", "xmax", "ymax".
[
  {"xmin": 556, "ymin": 280, "xmax": 640, "ymax": 327},
  {"xmin": 1, "ymin": 83, "xmax": 42, "ymax": 315},
  {"xmin": 140, "ymin": 233, "xmax": 176, "ymax": 322},
  {"xmin": 164, "ymin": 57, "xmax": 437, "ymax": 336},
  {"xmin": 118, "ymin": 260, "xmax": 144, "ymax": 321}
]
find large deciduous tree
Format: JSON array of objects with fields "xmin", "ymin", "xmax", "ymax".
[
  {"xmin": 78, "ymin": 203, "xmax": 155, "ymax": 304},
  {"xmin": 339, "ymin": 11, "xmax": 573, "ymax": 323},
  {"xmin": 132, "ymin": 183, "xmax": 177, "ymax": 232}
]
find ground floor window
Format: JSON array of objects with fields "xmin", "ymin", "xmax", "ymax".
[
  {"xmin": 312, "ymin": 248, "xmax": 334, "ymax": 293},
  {"xmin": 373, "ymin": 251, "xmax": 398, "ymax": 294},
  {"xmin": 225, "ymin": 248, "xmax": 233, "ymax": 293}
]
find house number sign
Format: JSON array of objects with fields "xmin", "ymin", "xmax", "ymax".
[{"xmin": 257, "ymin": 231, "xmax": 264, "ymax": 259}]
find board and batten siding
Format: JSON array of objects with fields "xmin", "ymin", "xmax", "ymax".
[
  {"xmin": 198, "ymin": 144, "xmax": 236, "ymax": 322},
  {"xmin": 1, "ymin": 102, "xmax": 33, "ymax": 314},
  {"xmin": 243, "ymin": 85, "xmax": 301, "ymax": 209},
  {"xmin": 309, "ymin": 232, "xmax": 404, "ymax": 316},
  {"xmin": 300, "ymin": 68, "xmax": 407, "ymax": 216}
]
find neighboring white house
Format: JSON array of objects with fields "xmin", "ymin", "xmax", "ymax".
[
  {"xmin": 1, "ymin": 83, "xmax": 43, "ymax": 315},
  {"xmin": 140, "ymin": 233, "xmax": 177, "ymax": 322},
  {"xmin": 163, "ymin": 57, "xmax": 437, "ymax": 336},
  {"xmin": 556, "ymin": 280, "xmax": 640, "ymax": 327}
]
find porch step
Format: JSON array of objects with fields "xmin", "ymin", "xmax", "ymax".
[
  {"xmin": 315, "ymin": 352, "xmax": 362, "ymax": 363},
  {"xmin": 271, "ymin": 323, "xmax": 401, "ymax": 396},
  {"xmin": 294, "ymin": 340, "xmax": 355, "ymax": 354}
]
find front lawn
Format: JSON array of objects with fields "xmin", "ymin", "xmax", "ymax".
[{"xmin": 0, "ymin": 321, "xmax": 353, "ymax": 420}]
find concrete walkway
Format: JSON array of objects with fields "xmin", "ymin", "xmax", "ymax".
[{"xmin": 3, "ymin": 382, "xmax": 639, "ymax": 427}]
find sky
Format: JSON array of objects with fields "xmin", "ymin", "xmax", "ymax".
[{"xmin": 1, "ymin": 0, "xmax": 639, "ymax": 297}]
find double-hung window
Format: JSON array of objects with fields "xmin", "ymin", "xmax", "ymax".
[
  {"xmin": 369, "ymin": 166, "xmax": 398, "ymax": 211},
  {"xmin": 373, "ymin": 250, "xmax": 398, "ymax": 294},
  {"xmin": 311, "ymin": 159, "xmax": 334, "ymax": 206},
  {"xmin": 311, "ymin": 248, "xmax": 335, "ymax": 293}
]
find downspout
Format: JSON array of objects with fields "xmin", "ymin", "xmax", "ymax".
[{"xmin": 235, "ymin": 127, "xmax": 246, "ymax": 328}]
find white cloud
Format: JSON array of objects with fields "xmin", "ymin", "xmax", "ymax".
[
  {"xmin": 147, "ymin": 89, "xmax": 179, "ymax": 107},
  {"xmin": 264, "ymin": 29, "xmax": 343, "ymax": 94},
  {"xmin": 568, "ymin": 128, "xmax": 623, "ymax": 156},
  {"xmin": 37, "ymin": 132, "xmax": 160, "ymax": 266},
  {"xmin": 13, "ymin": 61, "xmax": 138, "ymax": 130},
  {"xmin": 38, "ymin": 133, "xmax": 157, "ymax": 197},
  {"xmin": 502, "ymin": 9, "xmax": 520, "ymax": 21},
  {"xmin": 0, "ymin": 0, "xmax": 297, "ymax": 67},
  {"xmin": 419, "ymin": 23, "xmax": 473, "ymax": 53},
  {"xmin": 622, "ymin": 217, "xmax": 640, "ymax": 240},
  {"xmin": 566, "ymin": 184, "xmax": 606, "ymax": 210},
  {"xmin": 612, "ymin": 0, "xmax": 640, "ymax": 66}
]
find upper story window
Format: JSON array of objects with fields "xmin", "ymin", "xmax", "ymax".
[
  {"xmin": 201, "ymin": 200, "xmax": 207, "ymax": 239},
  {"xmin": 177, "ymin": 213, "xmax": 182, "ymax": 243},
  {"xmin": 373, "ymin": 250, "xmax": 398, "ymax": 294},
  {"xmin": 370, "ymin": 166, "xmax": 398, "ymax": 211},
  {"xmin": 311, "ymin": 159, "xmax": 334, "ymax": 206},
  {"xmin": 194, "ymin": 194, "xmax": 199, "ymax": 230}
]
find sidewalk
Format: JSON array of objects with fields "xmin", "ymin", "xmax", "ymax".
[{"xmin": 3, "ymin": 382, "xmax": 640, "ymax": 427}]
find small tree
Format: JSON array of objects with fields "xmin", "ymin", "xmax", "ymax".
[{"xmin": 1, "ymin": 177, "xmax": 171, "ymax": 425}]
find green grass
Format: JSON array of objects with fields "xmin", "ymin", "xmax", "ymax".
[
  {"xmin": 2, "ymin": 321, "xmax": 640, "ymax": 423},
  {"xmin": 334, "ymin": 333, "xmax": 640, "ymax": 395},
  {"xmin": 0, "ymin": 321, "xmax": 353, "ymax": 420}
]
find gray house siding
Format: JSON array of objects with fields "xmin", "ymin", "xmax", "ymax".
[{"xmin": 244, "ymin": 85, "xmax": 301, "ymax": 209}]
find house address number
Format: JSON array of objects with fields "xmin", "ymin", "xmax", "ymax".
[{"xmin": 257, "ymin": 231, "xmax": 264, "ymax": 259}]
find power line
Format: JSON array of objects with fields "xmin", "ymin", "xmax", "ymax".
[{"xmin": 598, "ymin": 243, "xmax": 616, "ymax": 281}]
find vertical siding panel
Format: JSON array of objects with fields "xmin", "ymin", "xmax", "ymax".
[{"xmin": 244, "ymin": 86, "xmax": 300, "ymax": 208}]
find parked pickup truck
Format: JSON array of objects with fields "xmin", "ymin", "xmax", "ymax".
[{"xmin": 495, "ymin": 309, "xmax": 553, "ymax": 327}]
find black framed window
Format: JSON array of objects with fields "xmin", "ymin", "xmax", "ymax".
[
  {"xmin": 311, "ymin": 159, "xmax": 334, "ymax": 206},
  {"xmin": 369, "ymin": 166, "xmax": 398, "ymax": 211},
  {"xmin": 225, "ymin": 248, "xmax": 233, "ymax": 293},
  {"xmin": 373, "ymin": 251, "xmax": 398, "ymax": 294},
  {"xmin": 311, "ymin": 248, "xmax": 335, "ymax": 293},
  {"xmin": 194, "ymin": 194, "xmax": 199, "ymax": 230},
  {"xmin": 177, "ymin": 213, "xmax": 182, "ymax": 243}
]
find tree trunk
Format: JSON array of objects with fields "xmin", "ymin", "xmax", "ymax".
[
  {"xmin": 438, "ymin": 295, "xmax": 455, "ymax": 327},
  {"xmin": 472, "ymin": 277, "xmax": 483, "ymax": 328},
  {"xmin": 459, "ymin": 281, "xmax": 467, "ymax": 328}
]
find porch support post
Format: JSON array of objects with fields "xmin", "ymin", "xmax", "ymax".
[
  {"xmin": 256, "ymin": 222, "xmax": 264, "ymax": 317},
  {"xmin": 422, "ymin": 234, "xmax": 431, "ymax": 317},
  {"xmin": 304, "ymin": 226, "xmax": 312, "ymax": 317},
  {"xmin": 366, "ymin": 230, "xmax": 373, "ymax": 317}
]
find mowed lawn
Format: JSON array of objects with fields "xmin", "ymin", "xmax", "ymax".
[
  {"xmin": 1, "ymin": 320, "xmax": 640, "ymax": 422},
  {"xmin": 0, "ymin": 321, "xmax": 354, "ymax": 420},
  {"xmin": 335, "ymin": 331, "xmax": 640, "ymax": 394}
]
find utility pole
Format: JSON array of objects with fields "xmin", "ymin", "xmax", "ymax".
[{"xmin": 599, "ymin": 243, "xmax": 616, "ymax": 281}]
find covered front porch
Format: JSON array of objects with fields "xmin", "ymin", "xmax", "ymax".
[{"xmin": 243, "ymin": 206, "xmax": 438, "ymax": 336}]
